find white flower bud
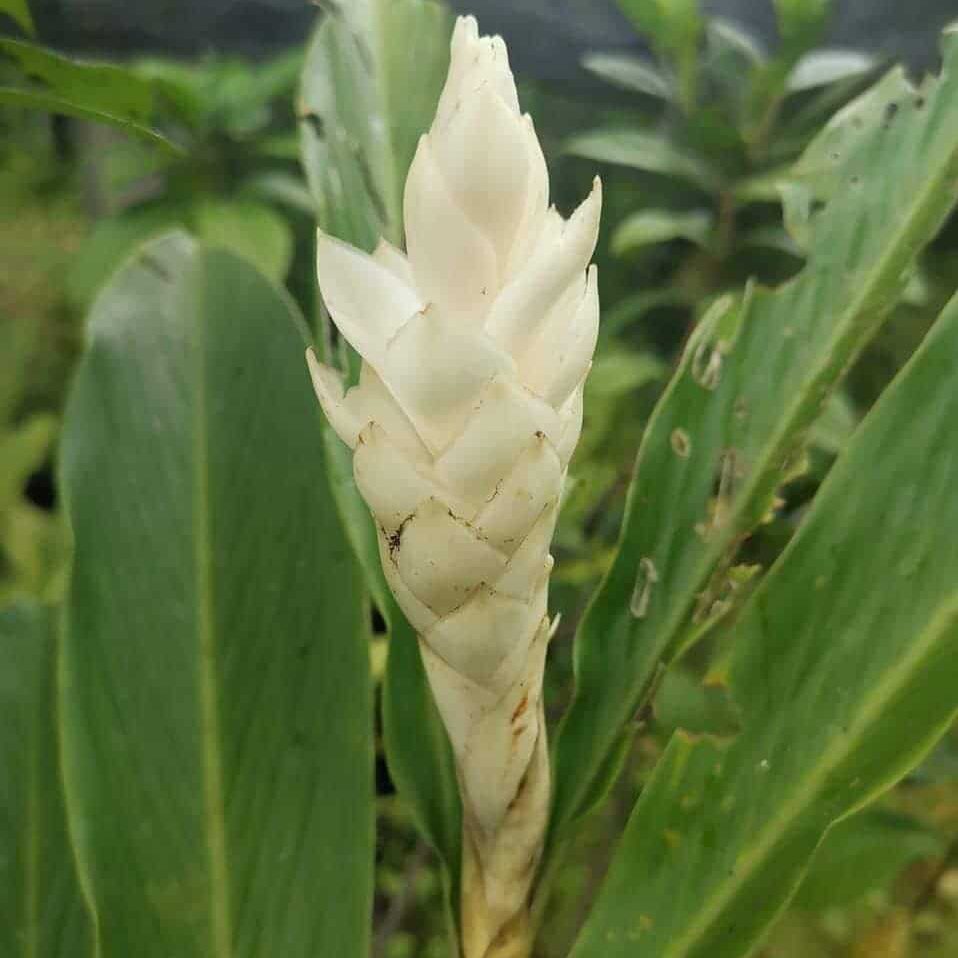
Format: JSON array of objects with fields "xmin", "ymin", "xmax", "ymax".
[{"xmin": 307, "ymin": 15, "xmax": 600, "ymax": 957}]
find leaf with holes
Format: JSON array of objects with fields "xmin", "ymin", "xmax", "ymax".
[
  {"xmin": 546, "ymin": 32, "xmax": 958, "ymax": 881},
  {"xmin": 59, "ymin": 233, "xmax": 372, "ymax": 958},
  {"xmin": 571, "ymin": 286, "xmax": 958, "ymax": 958}
]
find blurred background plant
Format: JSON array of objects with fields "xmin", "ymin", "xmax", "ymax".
[
  {"xmin": 555, "ymin": 0, "xmax": 896, "ymax": 590},
  {"xmin": 62, "ymin": 49, "xmax": 316, "ymax": 308},
  {"xmin": 2, "ymin": 0, "xmax": 958, "ymax": 955}
]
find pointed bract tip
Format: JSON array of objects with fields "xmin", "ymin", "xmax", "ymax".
[
  {"xmin": 566, "ymin": 178, "xmax": 602, "ymax": 242},
  {"xmin": 314, "ymin": 226, "xmax": 337, "ymax": 272},
  {"xmin": 305, "ymin": 349, "xmax": 343, "ymax": 402},
  {"xmin": 453, "ymin": 15, "xmax": 480, "ymax": 45},
  {"xmin": 315, "ymin": 225, "xmax": 344, "ymax": 257}
]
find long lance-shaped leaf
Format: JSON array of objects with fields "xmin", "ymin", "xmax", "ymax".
[
  {"xmin": 548, "ymin": 30, "xmax": 958, "ymax": 858},
  {"xmin": 0, "ymin": 40, "xmax": 180, "ymax": 152},
  {"xmin": 0, "ymin": 601, "xmax": 95, "ymax": 957},
  {"xmin": 571, "ymin": 286, "xmax": 958, "ymax": 958},
  {"xmin": 298, "ymin": 2, "xmax": 462, "ymax": 938},
  {"xmin": 299, "ymin": 0, "xmax": 451, "ymax": 249},
  {"xmin": 59, "ymin": 233, "xmax": 372, "ymax": 958}
]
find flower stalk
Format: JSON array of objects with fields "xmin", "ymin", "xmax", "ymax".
[{"xmin": 307, "ymin": 16, "xmax": 600, "ymax": 957}]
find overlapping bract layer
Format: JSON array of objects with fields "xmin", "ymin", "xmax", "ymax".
[{"xmin": 307, "ymin": 14, "xmax": 600, "ymax": 957}]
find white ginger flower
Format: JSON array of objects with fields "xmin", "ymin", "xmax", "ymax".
[{"xmin": 306, "ymin": 15, "xmax": 600, "ymax": 958}]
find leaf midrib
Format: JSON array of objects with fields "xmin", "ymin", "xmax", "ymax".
[
  {"xmin": 191, "ymin": 259, "xmax": 233, "ymax": 958},
  {"xmin": 661, "ymin": 593, "xmax": 958, "ymax": 958}
]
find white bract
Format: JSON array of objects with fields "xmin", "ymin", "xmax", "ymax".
[{"xmin": 307, "ymin": 15, "xmax": 600, "ymax": 958}]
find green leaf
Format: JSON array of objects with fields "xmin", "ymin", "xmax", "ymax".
[
  {"xmin": 66, "ymin": 198, "xmax": 294, "ymax": 309},
  {"xmin": 243, "ymin": 171, "xmax": 316, "ymax": 216},
  {"xmin": 786, "ymin": 49, "xmax": 878, "ymax": 92},
  {"xmin": 1, "ymin": 501, "xmax": 64, "ymax": 603},
  {"xmin": 0, "ymin": 87, "xmax": 176, "ymax": 151},
  {"xmin": 611, "ymin": 209, "xmax": 712, "ymax": 255},
  {"xmin": 773, "ymin": 0, "xmax": 829, "ymax": 58},
  {"xmin": 547, "ymin": 36, "xmax": 958, "ymax": 874},
  {"xmin": 582, "ymin": 52, "xmax": 673, "ymax": 99},
  {"xmin": 571, "ymin": 287, "xmax": 958, "ymax": 958},
  {"xmin": 774, "ymin": 68, "xmax": 879, "ymax": 159},
  {"xmin": 299, "ymin": 0, "xmax": 452, "ymax": 249},
  {"xmin": 705, "ymin": 18, "xmax": 765, "ymax": 68},
  {"xmin": 0, "ymin": 0, "xmax": 33, "ymax": 34},
  {"xmin": 59, "ymin": 233, "xmax": 373, "ymax": 957},
  {"xmin": 194, "ymin": 199, "xmax": 293, "ymax": 284},
  {"xmin": 565, "ymin": 130, "xmax": 718, "ymax": 189},
  {"xmin": 65, "ymin": 205, "xmax": 187, "ymax": 309},
  {"xmin": 0, "ymin": 415, "xmax": 55, "ymax": 518},
  {"xmin": 0, "ymin": 316, "xmax": 36, "ymax": 423},
  {"xmin": 617, "ymin": 0, "xmax": 702, "ymax": 109},
  {"xmin": 732, "ymin": 166, "xmax": 793, "ymax": 204},
  {"xmin": 618, "ymin": 0, "xmax": 702, "ymax": 52},
  {"xmin": 0, "ymin": 40, "xmax": 177, "ymax": 151},
  {"xmin": 737, "ymin": 225, "xmax": 802, "ymax": 257},
  {"xmin": 599, "ymin": 289, "xmax": 693, "ymax": 340},
  {"xmin": 701, "ymin": 19, "xmax": 766, "ymax": 120},
  {"xmin": 793, "ymin": 810, "xmax": 942, "ymax": 910},
  {"xmin": 586, "ymin": 349, "xmax": 667, "ymax": 399},
  {"xmin": 652, "ymin": 669, "xmax": 739, "ymax": 739},
  {"xmin": 808, "ymin": 390, "xmax": 856, "ymax": 455},
  {"xmin": 0, "ymin": 39, "xmax": 152, "ymax": 120},
  {"xmin": 0, "ymin": 601, "xmax": 94, "ymax": 957},
  {"xmin": 0, "ymin": 413, "xmax": 62, "ymax": 600}
]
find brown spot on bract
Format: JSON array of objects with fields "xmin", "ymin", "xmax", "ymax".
[
  {"xmin": 511, "ymin": 693, "xmax": 529, "ymax": 723},
  {"xmin": 387, "ymin": 515, "xmax": 412, "ymax": 560},
  {"xmin": 507, "ymin": 771, "xmax": 529, "ymax": 811}
]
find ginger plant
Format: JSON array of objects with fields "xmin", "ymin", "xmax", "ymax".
[{"xmin": 306, "ymin": 16, "xmax": 600, "ymax": 957}]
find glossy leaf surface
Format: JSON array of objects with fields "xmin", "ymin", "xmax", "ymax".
[{"xmin": 60, "ymin": 234, "xmax": 372, "ymax": 958}]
